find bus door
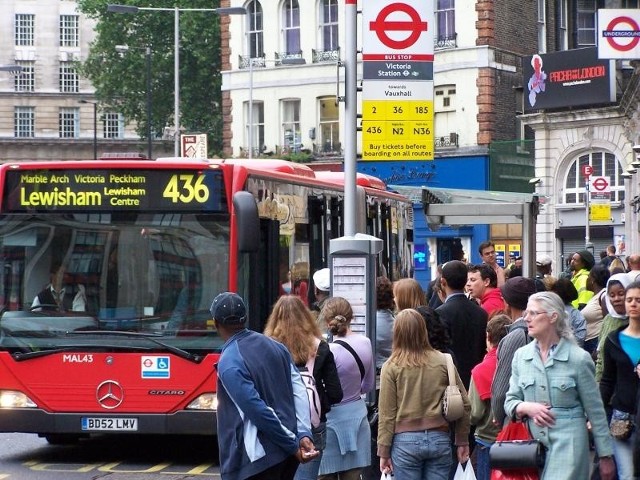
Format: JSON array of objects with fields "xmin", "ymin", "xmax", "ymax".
[
  {"xmin": 308, "ymin": 195, "xmax": 329, "ymax": 305},
  {"xmin": 248, "ymin": 218, "xmax": 281, "ymax": 332}
]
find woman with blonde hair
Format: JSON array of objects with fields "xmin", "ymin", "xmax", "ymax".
[
  {"xmin": 318, "ymin": 297, "xmax": 376, "ymax": 480},
  {"xmin": 264, "ymin": 295, "xmax": 343, "ymax": 480},
  {"xmin": 393, "ymin": 278, "xmax": 427, "ymax": 311},
  {"xmin": 378, "ymin": 308, "xmax": 471, "ymax": 479}
]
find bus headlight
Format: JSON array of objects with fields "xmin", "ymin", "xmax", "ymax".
[
  {"xmin": 186, "ymin": 393, "xmax": 217, "ymax": 411},
  {"xmin": 0, "ymin": 390, "xmax": 37, "ymax": 408}
]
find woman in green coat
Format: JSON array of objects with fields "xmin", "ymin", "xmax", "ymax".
[{"xmin": 504, "ymin": 291, "xmax": 615, "ymax": 480}]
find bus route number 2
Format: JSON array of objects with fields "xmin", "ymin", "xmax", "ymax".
[{"xmin": 163, "ymin": 174, "xmax": 210, "ymax": 204}]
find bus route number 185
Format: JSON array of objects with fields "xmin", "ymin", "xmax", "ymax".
[{"xmin": 162, "ymin": 174, "xmax": 210, "ymax": 204}]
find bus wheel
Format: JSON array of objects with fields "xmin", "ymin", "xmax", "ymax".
[{"xmin": 44, "ymin": 434, "xmax": 80, "ymax": 445}]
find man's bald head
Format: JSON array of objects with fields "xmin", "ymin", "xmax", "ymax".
[{"xmin": 628, "ymin": 254, "xmax": 640, "ymax": 271}]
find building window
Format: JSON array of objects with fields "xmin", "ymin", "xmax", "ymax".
[
  {"xmin": 281, "ymin": 100, "xmax": 301, "ymax": 153},
  {"xmin": 318, "ymin": 97, "xmax": 339, "ymax": 153},
  {"xmin": 563, "ymin": 151, "xmax": 625, "ymax": 204},
  {"xmin": 59, "ymin": 62, "xmax": 79, "ymax": 93},
  {"xmin": 59, "ymin": 107, "xmax": 79, "ymax": 138},
  {"xmin": 282, "ymin": 0, "xmax": 301, "ymax": 55},
  {"xmin": 247, "ymin": 1, "xmax": 264, "ymax": 59},
  {"xmin": 15, "ymin": 14, "xmax": 35, "ymax": 46},
  {"xmin": 320, "ymin": 0, "xmax": 338, "ymax": 52},
  {"xmin": 576, "ymin": 0, "xmax": 596, "ymax": 47},
  {"xmin": 245, "ymin": 101, "xmax": 264, "ymax": 156},
  {"xmin": 14, "ymin": 106, "xmax": 34, "ymax": 138},
  {"xmin": 103, "ymin": 112, "xmax": 124, "ymax": 139},
  {"xmin": 537, "ymin": 0, "xmax": 546, "ymax": 53},
  {"xmin": 557, "ymin": 0, "xmax": 568, "ymax": 50},
  {"xmin": 60, "ymin": 15, "xmax": 79, "ymax": 47},
  {"xmin": 14, "ymin": 61, "xmax": 34, "ymax": 92},
  {"xmin": 434, "ymin": 85, "xmax": 457, "ymax": 147},
  {"xmin": 435, "ymin": 0, "xmax": 455, "ymax": 43}
]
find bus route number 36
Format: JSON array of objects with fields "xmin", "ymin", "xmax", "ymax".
[{"xmin": 162, "ymin": 174, "xmax": 210, "ymax": 204}]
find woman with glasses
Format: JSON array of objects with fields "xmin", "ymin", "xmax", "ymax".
[{"xmin": 504, "ymin": 291, "xmax": 615, "ymax": 480}]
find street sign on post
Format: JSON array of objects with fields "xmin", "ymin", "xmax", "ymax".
[
  {"xmin": 590, "ymin": 176, "xmax": 611, "ymax": 200},
  {"xmin": 582, "ymin": 165, "xmax": 593, "ymax": 178},
  {"xmin": 361, "ymin": 0, "xmax": 434, "ymax": 161}
]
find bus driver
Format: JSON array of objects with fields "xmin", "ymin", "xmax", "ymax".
[{"xmin": 32, "ymin": 261, "xmax": 86, "ymax": 312}]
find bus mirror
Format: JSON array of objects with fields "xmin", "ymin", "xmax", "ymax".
[{"xmin": 233, "ymin": 191, "xmax": 260, "ymax": 253}]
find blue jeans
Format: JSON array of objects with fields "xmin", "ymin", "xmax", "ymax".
[
  {"xmin": 391, "ymin": 430, "xmax": 452, "ymax": 480},
  {"xmin": 474, "ymin": 440, "xmax": 492, "ymax": 480},
  {"xmin": 295, "ymin": 423, "xmax": 326, "ymax": 480},
  {"xmin": 613, "ymin": 429, "xmax": 636, "ymax": 480}
]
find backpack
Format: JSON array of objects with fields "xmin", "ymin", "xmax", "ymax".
[{"xmin": 300, "ymin": 339, "xmax": 321, "ymax": 428}]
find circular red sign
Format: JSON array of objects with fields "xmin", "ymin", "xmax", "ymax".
[
  {"xmin": 369, "ymin": 3, "xmax": 428, "ymax": 50},
  {"xmin": 592, "ymin": 177, "xmax": 609, "ymax": 191},
  {"xmin": 606, "ymin": 16, "xmax": 640, "ymax": 52}
]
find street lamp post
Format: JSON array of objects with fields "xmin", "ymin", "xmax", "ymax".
[
  {"xmin": 107, "ymin": 4, "xmax": 247, "ymax": 157},
  {"xmin": 116, "ymin": 44, "xmax": 153, "ymax": 160},
  {"xmin": 79, "ymin": 99, "xmax": 98, "ymax": 160}
]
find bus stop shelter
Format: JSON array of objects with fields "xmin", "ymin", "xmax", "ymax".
[{"xmin": 391, "ymin": 186, "xmax": 540, "ymax": 277}]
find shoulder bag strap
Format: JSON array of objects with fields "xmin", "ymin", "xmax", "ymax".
[
  {"xmin": 306, "ymin": 338, "xmax": 321, "ymax": 373},
  {"xmin": 333, "ymin": 339, "xmax": 365, "ymax": 381},
  {"xmin": 443, "ymin": 353, "xmax": 456, "ymax": 386}
]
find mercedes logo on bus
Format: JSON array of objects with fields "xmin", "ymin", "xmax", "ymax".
[{"xmin": 96, "ymin": 380, "xmax": 124, "ymax": 409}]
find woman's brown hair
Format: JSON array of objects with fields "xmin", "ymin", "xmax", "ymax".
[
  {"xmin": 319, "ymin": 297, "xmax": 353, "ymax": 338},
  {"xmin": 393, "ymin": 278, "xmax": 426, "ymax": 311},
  {"xmin": 388, "ymin": 308, "xmax": 433, "ymax": 367},
  {"xmin": 264, "ymin": 295, "xmax": 321, "ymax": 364}
]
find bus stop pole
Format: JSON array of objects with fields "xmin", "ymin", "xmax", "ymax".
[
  {"xmin": 585, "ymin": 178, "xmax": 591, "ymax": 249},
  {"xmin": 343, "ymin": 0, "xmax": 357, "ymax": 237}
]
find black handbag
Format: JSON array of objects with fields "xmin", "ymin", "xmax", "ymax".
[{"xmin": 489, "ymin": 439, "xmax": 546, "ymax": 470}]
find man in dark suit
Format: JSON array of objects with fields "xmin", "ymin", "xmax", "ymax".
[{"xmin": 436, "ymin": 260, "xmax": 488, "ymax": 390}]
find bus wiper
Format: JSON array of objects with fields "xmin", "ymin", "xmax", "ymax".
[
  {"xmin": 67, "ymin": 330, "xmax": 203, "ymax": 364},
  {"xmin": 13, "ymin": 346, "xmax": 84, "ymax": 361},
  {"xmin": 12, "ymin": 344, "xmax": 158, "ymax": 361}
]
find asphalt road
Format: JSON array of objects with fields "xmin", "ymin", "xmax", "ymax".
[{"xmin": 0, "ymin": 432, "xmax": 221, "ymax": 479}]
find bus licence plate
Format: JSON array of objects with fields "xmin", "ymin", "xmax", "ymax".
[{"xmin": 81, "ymin": 417, "xmax": 138, "ymax": 431}]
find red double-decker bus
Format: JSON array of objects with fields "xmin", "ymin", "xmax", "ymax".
[{"xmin": 0, "ymin": 157, "xmax": 413, "ymax": 443}]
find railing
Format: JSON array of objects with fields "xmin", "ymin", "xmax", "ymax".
[
  {"xmin": 238, "ymin": 55, "xmax": 267, "ymax": 70},
  {"xmin": 313, "ymin": 142, "xmax": 342, "ymax": 157},
  {"xmin": 312, "ymin": 48, "xmax": 340, "ymax": 63},
  {"xmin": 434, "ymin": 33, "xmax": 457, "ymax": 50},
  {"xmin": 435, "ymin": 132, "xmax": 459, "ymax": 148},
  {"xmin": 275, "ymin": 51, "xmax": 304, "ymax": 65}
]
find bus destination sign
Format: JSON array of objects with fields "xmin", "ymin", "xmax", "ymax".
[{"xmin": 2, "ymin": 169, "xmax": 227, "ymax": 213}]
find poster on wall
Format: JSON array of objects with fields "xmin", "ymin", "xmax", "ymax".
[{"xmin": 523, "ymin": 47, "xmax": 615, "ymax": 112}]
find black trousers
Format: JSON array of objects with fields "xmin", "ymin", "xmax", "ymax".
[{"xmin": 247, "ymin": 455, "xmax": 300, "ymax": 480}]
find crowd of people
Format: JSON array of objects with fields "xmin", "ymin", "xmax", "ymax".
[{"xmin": 210, "ymin": 242, "xmax": 640, "ymax": 480}]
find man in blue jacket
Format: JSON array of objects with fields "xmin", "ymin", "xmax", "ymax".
[{"xmin": 212, "ymin": 292, "xmax": 318, "ymax": 480}]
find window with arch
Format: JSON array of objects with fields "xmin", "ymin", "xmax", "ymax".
[
  {"xmin": 282, "ymin": 0, "xmax": 301, "ymax": 55},
  {"xmin": 246, "ymin": 0, "xmax": 264, "ymax": 59},
  {"xmin": 563, "ymin": 151, "xmax": 625, "ymax": 204},
  {"xmin": 320, "ymin": 0, "xmax": 338, "ymax": 52}
]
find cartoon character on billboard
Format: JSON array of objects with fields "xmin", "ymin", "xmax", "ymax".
[{"xmin": 527, "ymin": 54, "xmax": 547, "ymax": 107}]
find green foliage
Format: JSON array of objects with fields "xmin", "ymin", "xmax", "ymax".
[
  {"xmin": 281, "ymin": 151, "xmax": 314, "ymax": 163},
  {"xmin": 76, "ymin": 0, "xmax": 224, "ymax": 156}
]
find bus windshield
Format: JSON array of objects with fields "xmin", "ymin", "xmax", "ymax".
[{"xmin": 0, "ymin": 212, "xmax": 229, "ymax": 353}]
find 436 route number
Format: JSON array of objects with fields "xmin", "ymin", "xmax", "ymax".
[{"xmin": 163, "ymin": 174, "xmax": 210, "ymax": 203}]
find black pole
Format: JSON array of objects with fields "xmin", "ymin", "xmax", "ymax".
[
  {"xmin": 146, "ymin": 46, "xmax": 152, "ymax": 160},
  {"xmin": 92, "ymin": 102, "xmax": 98, "ymax": 161}
]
